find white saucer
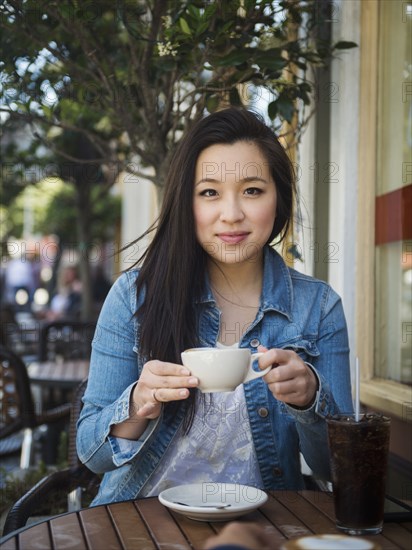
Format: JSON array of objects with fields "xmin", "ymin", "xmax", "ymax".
[{"xmin": 158, "ymin": 482, "xmax": 268, "ymax": 522}]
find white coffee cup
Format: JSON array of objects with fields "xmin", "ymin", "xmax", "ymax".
[{"xmin": 181, "ymin": 347, "xmax": 271, "ymax": 393}]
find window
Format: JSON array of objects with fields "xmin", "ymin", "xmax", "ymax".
[
  {"xmin": 357, "ymin": 0, "xmax": 412, "ymax": 418},
  {"xmin": 374, "ymin": 0, "xmax": 412, "ymax": 386}
]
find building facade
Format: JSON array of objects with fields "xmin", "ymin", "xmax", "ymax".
[{"xmin": 299, "ymin": 0, "xmax": 411, "ymax": 498}]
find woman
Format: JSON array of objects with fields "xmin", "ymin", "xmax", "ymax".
[{"xmin": 77, "ymin": 108, "xmax": 353, "ymax": 505}]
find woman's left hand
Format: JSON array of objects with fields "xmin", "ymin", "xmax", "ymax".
[{"xmin": 258, "ymin": 346, "xmax": 318, "ymax": 408}]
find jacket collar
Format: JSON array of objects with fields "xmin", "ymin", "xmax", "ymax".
[
  {"xmin": 196, "ymin": 245, "xmax": 293, "ymax": 321},
  {"xmin": 260, "ymin": 246, "xmax": 293, "ymax": 320}
]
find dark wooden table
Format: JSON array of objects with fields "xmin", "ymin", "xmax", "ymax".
[
  {"xmin": 28, "ymin": 359, "xmax": 89, "ymax": 390},
  {"xmin": 1, "ymin": 491, "xmax": 411, "ymax": 549}
]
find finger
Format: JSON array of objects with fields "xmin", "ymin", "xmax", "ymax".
[
  {"xmin": 154, "ymin": 375, "xmax": 198, "ymax": 390},
  {"xmin": 146, "ymin": 360, "xmax": 191, "ymax": 377},
  {"xmin": 140, "ymin": 359, "xmax": 198, "ymax": 388},
  {"xmin": 257, "ymin": 349, "xmax": 284, "ymax": 370},
  {"xmin": 136, "ymin": 401, "xmax": 159, "ymax": 418},
  {"xmin": 150, "ymin": 387, "xmax": 191, "ymax": 404},
  {"xmin": 135, "ymin": 387, "xmax": 191, "ymax": 418},
  {"xmin": 270, "ymin": 363, "xmax": 313, "ymax": 388},
  {"xmin": 261, "ymin": 348, "xmax": 296, "ymax": 366},
  {"xmin": 268, "ymin": 375, "xmax": 316, "ymax": 407},
  {"xmin": 268, "ymin": 383, "xmax": 303, "ymax": 405},
  {"xmin": 264, "ymin": 364, "xmax": 297, "ymax": 383}
]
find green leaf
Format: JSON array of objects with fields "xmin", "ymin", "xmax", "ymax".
[
  {"xmin": 276, "ymin": 97, "xmax": 295, "ymax": 123},
  {"xmin": 187, "ymin": 5, "xmax": 200, "ymax": 19},
  {"xmin": 196, "ymin": 19, "xmax": 211, "ymax": 36},
  {"xmin": 333, "ymin": 41, "xmax": 358, "ymax": 50},
  {"xmin": 294, "ymin": 60, "xmax": 307, "ymax": 71},
  {"xmin": 203, "ymin": 3, "xmax": 217, "ymax": 19},
  {"xmin": 206, "ymin": 95, "xmax": 220, "ymax": 113},
  {"xmin": 300, "ymin": 82, "xmax": 312, "ymax": 92},
  {"xmin": 214, "ymin": 48, "xmax": 255, "ymax": 67},
  {"xmin": 254, "ymin": 49, "xmax": 287, "ymax": 71},
  {"xmin": 41, "ymin": 105, "xmax": 54, "ymax": 119},
  {"xmin": 229, "ymin": 87, "xmax": 241, "ymax": 106},
  {"xmin": 179, "ymin": 18, "xmax": 192, "ymax": 36},
  {"xmin": 268, "ymin": 101, "xmax": 278, "ymax": 121}
]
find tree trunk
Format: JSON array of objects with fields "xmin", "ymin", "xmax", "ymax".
[{"xmin": 75, "ymin": 186, "xmax": 93, "ymax": 321}]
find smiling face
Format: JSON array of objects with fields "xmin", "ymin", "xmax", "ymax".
[{"xmin": 193, "ymin": 141, "xmax": 277, "ymax": 268}]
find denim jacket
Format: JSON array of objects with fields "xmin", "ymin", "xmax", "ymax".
[{"xmin": 77, "ymin": 246, "xmax": 353, "ymax": 505}]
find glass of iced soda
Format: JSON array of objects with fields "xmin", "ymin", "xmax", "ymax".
[{"xmin": 326, "ymin": 413, "xmax": 391, "ymax": 535}]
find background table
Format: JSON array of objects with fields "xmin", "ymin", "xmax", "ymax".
[
  {"xmin": 1, "ymin": 491, "xmax": 411, "ymax": 549},
  {"xmin": 28, "ymin": 359, "xmax": 89, "ymax": 390},
  {"xmin": 27, "ymin": 359, "xmax": 89, "ymax": 464}
]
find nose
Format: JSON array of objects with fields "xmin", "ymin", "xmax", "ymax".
[{"xmin": 219, "ymin": 196, "xmax": 245, "ymax": 223}]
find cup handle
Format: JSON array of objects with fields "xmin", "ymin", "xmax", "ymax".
[{"xmin": 243, "ymin": 352, "xmax": 271, "ymax": 384}]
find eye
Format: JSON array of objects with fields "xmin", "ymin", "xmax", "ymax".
[
  {"xmin": 199, "ymin": 189, "xmax": 218, "ymax": 197},
  {"xmin": 244, "ymin": 187, "xmax": 263, "ymax": 196}
]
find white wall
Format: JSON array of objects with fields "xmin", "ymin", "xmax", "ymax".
[
  {"xmin": 299, "ymin": 0, "xmax": 361, "ymax": 379},
  {"xmin": 295, "ymin": 114, "xmax": 316, "ymax": 278},
  {"xmin": 328, "ymin": 0, "xmax": 361, "ymax": 368},
  {"xmin": 120, "ymin": 168, "xmax": 158, "ymax": 272}
]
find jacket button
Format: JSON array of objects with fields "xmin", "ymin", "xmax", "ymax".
[
  {"xmin": 273, "ymin": 467, "xmax": 282, "ymax": 477},
  {"xmin": 250, "ymin": 338, "xmax": 260, "ymax": 348},
  {"xmin": 257, "ymin": 407, "xmax": 268, "ymax": 418}
]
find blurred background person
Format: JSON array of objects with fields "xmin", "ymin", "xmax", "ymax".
[
  {"xmin": 47, "ymin": 264, "xmax": 82, "ymax": 320},
  {"xmin": 3, "ymin": 251, "xmax": 37, "ymax": 310},
  {"xmin": 92, "ymin": 264, "xmax": 112, "ymax": 310}
]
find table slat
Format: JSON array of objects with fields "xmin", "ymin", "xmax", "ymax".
[
  {"xmin": 169, "ymin": 509, "xmax": 217, "ymax": 550},
  {"xmin": 262, "ymin": 492, "xmax": 313, "ymax": 539},
  {"xmin": 299, "ymin": 490, "xmax": 334, "ymax": 512},
  {"xmin": 28, "ymin": 360, "xmax": 89, "ymax": 387},
  {"xmin": 0, "ymin": 537, "xmax": 17, "ymax": 550},
  {"xmin": 79, "ymin": 506, "xmax": 122, "ymax": 549},
  {"xmin": 210, "ymin": 508, "xmax": 288, "ymax": 550},
  {"xmin": 49, "ymin": 513, "xmax": 87, "ymax": 550},
  {"xmin": 135, "ymin": 498, "xmax": 193, "ymax": 549},
  {"xmin": 107, "ymin": 501, "xmax": 156, "ymax": 550},
  {"xmin": 18, "ymin": 521, "xmax": 52, "ymax": 549},
  {"xmin": 402, "ymin": 522, "xmax": 412, "ymax": 533},
  {"xmin": 380, "ymin": 523, "xmax": 412, "ymax": 550},
  {"xmin": 225, "ymin": 508, "xmax": 288, "ymax": 548},
  {"xmin": 276, "ymin": 491, "xmax": 339, "ymax": 535}
]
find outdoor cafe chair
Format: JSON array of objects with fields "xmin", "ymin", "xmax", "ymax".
[
  {"xmin": 0, "ymin": 306, "xmax": 39, "ymax": 361},
  {"xmin": 3, "ymin": 379, "xmax": 100, "ymax": 536},
  {"xmin": 0, "ymin": 345, "xmax": 71, "ymax": 469},
  {"xmin": 38, "ymin": 320, "xmax": 96, "ymax": 362}
]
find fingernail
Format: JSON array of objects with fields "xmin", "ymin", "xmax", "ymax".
[
  {"xmin": 180, "ymin": 368, "xmax": 190, "ymax": 375},
  {"xmin": 188, "ymin": 377, "xmax": 198, "ymax": 385},
  {"xmin": 179, "ymin": 389, "xmax": 189, "ymax": 397}
]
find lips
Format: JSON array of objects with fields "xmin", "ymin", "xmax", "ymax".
[{"xmin": 217, "ymin": 232, "xmax": 249, "ymax": 244}]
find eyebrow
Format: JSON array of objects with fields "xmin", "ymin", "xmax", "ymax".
[{"xmin": 195, "ymin": 176, "xmax": 270, "ymax": 186}]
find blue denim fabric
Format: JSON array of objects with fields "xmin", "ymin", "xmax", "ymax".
[{"xmin": 77, "ymin": 246, "xmax": 353, "ymax": 504}]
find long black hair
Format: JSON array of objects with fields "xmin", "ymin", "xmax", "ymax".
[{"xmin": 132, "ymin": 107, "xmax": 295, "ymax": 430}]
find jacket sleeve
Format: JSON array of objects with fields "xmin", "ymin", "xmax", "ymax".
[
  {"xmin": 284, "ymin": 285, "xmax": 353, "ymax": 480},
  {"xmin": 76, "ymin": 271, "xmax": 159, "ymax": 473}
]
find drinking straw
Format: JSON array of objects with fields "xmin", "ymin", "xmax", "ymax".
[{"xmin": 355, "ymin": 356, "xmax": 360, "ymax": 422}]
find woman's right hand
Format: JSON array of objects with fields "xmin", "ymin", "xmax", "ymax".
[{"xmin": 132, "ymin": 360, "xmax": 199, "ymax": 419}]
